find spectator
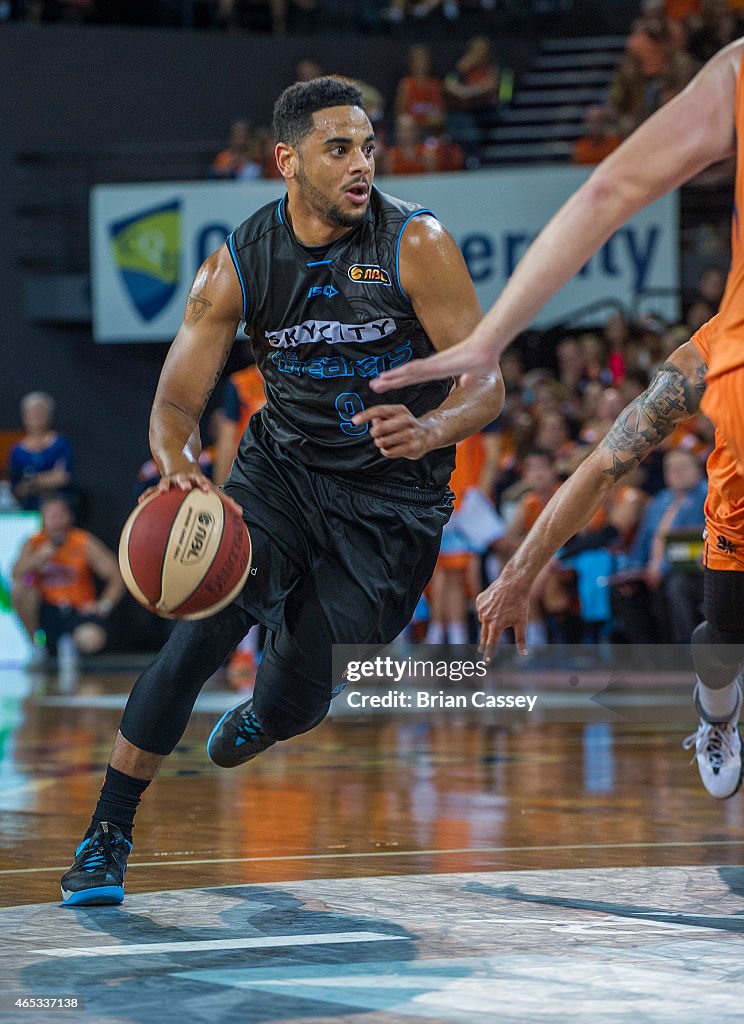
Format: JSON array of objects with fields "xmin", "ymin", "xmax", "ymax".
[
  {"xmin": 579, "ymin": 388, "xmax": 625, "ymax": 445},
  {"xmin": 209, "ymin": 120, "xmax": 264, "ymax": 181},
  {"xmin": 394, "ymin": 44, "xmax": 445, "ymax": 133},
  {"xmin": 9, "ymin": 391, "xmax": 73, "ymax": 512},
  {"xmin": 572, "ymin": 105, "xmax": 622, "ymax": 166},
  {"xmin": 382, "ymin": 113, "xmax": 439, "ymax": 175},
  {"xmin": 444, "ymin": 36, "xmax": 499, "ymax": 163},
  {"xmin": 686, "ymin": 0, "xmax": 739, "ymax": 63},
  {"xmin": 627, "ymin": 448, "xmax": 706, "ymax": 643},
  {"xmin": 502, "ymin": 449, "xmax": 571, "ymax": 645},
  {"xmin": 696, "ymin": 265, "xmax": 726, "ymax": 308},
  {"xmin": 609, "ymin": 52, "xmax": 651, "ymax": 135},
  {"xmin": 425, "ymin": 431, "xmax": 503, "ymax": 645},
  {"xmin": 533, "ymin": 410, "xmax": 582, "ymax": 479},
  {"xmin": 12, "ymin": 494, "xmax": 124, "ymax": 666},
  {"xmin": 626, "ymin": 0, "xmax": 686, "ymax": 81}
]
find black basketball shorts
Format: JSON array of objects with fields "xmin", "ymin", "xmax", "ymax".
[{"xmin": 222, "ymin": 421, "xmax": 452, "ymax": 714}]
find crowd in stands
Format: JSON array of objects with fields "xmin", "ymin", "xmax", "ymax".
[
  {"xmin": 208, "ymin": 39, "xmax": 498, "ymax": 180},
  {"xmin": 402, "ymin": 262, "xmax": 723, "ymax": 650},
  {"xmin": 574, "ymin": 0, "xmax": 744, "ymax": 165}
]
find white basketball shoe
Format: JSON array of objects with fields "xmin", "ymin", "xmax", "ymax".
[{"xmin": 683, "ymin": 680, "xmax": 743, "ymax": 799}]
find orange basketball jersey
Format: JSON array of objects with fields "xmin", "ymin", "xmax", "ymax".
[
  {"xmin": 704, "ymin": 56, "xmax": 744, "ymax": 384},
  {"xmin": 29, "ymin": 528, "xmax": 97, "ymax": 609},
  {"xmin": 691, "ymin": 315, "xmax": 744, "ymax": 565}
]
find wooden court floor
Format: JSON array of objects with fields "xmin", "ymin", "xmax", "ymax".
[
  {"xmin": 3, "ymin": 667, "xmax": 744, "ymax": 1022},
  {"xmin": 2, "ymin": 666, "xmax": 744, "ymax": 909}
]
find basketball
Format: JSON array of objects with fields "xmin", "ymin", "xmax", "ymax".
[{"xmin": 118, "ymin": 488, "xmax": 251, "ymax": 620}]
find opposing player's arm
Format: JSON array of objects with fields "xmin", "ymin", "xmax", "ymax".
[
  {"xmin": 371, "ymin": 42, "xmax": 740, "ymax": 391},
  {"xmin": 149, "ymin": 245, "xmax": 243, "ymax": 491},
  {"xmin": 353, "ymin": 216, "xmax": 504, "ymax": 459},
  {"xmin": 477, "ymin": 340, "xmax": 708, "ymax": 657}
]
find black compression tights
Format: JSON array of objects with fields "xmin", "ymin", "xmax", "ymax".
[
  {"xmin": 691, "ymin": 568, "xmax": 744, "ymax": 690},
  {"xmin": 119, "ymin": 603, "xmax": 253, "ymax": 755}
]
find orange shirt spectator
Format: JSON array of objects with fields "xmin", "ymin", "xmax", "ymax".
[
  {"xmin": 395, "ymin": 44, "xmax": 446, "ymax": 131},
  {"xmin": 28, "ymin": 527, "xmax": 96, "ymax": 609},
  {"xmin": 383, "ymin": 114, "xmax": 438, "ymax": 175}
]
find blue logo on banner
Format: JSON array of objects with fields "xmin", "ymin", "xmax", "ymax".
[{"xmin": 109, "ymin": 200, "xmax": 181, "ymax": 321}]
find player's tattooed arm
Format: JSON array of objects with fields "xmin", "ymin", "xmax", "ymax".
[
  {"xmin": 185, "ymin": 291, "xmax": 213, "ymax": 326},
  {"xmin": 598, "ymin": 345, "xmax": 707, "ymax": 482}
]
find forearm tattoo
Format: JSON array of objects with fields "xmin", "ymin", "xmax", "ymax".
[
  {"xmin": 599, "ymin": 359, "xmax": 707, "ymax": 482},
  {"xmin": 185, "ymin": 291, "xmax": 212, "ymax": 325}
]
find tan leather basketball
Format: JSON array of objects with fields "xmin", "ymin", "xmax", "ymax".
[{"xmin": 119, "ymin": 489, "xmax": 251, "ymax": 620}]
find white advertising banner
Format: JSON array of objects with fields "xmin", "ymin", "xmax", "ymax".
[
  {"xmin": 0, "ymin": 512, "xmax": 41, "ymax": 668},
  {"xmin": 91, "ymin": 168, "xmax": 679, "ymax": 343}
]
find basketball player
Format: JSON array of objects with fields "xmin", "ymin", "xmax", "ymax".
[
  {"xmin": 59, "ymin": 77, "xmax": 504, "ymax": 905},
  {"xmin": 368, "ymin": 39, "xmax": 744, "ymax": 801},
  {"xmin": 475, "ymin": 314, "xmax": 744, "ymax": 800}
]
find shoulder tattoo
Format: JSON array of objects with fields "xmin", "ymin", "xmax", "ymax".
[{"xmin": 185, "ymin": 291, "xmax": 212, "ymax": 326}]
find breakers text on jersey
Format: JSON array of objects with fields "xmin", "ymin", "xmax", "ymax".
[
  {"xmin": 266, "ymin": 318, "xmax": 397, "ymax": 348},
  {"xmin": 270, "ymin": 341, "xmax": 413, "ymax": 379}
]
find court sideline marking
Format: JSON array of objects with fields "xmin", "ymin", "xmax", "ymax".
[
  {"xmin": 1, "ymin": 838, "xmax": 743, "ymax": 879},
  {"xmin": 33, "ymin": 932, "xmax": 401, "ymax": 958}
]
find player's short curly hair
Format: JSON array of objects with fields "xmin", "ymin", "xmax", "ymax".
[{"xmin": 273, "ymin": 77, "xmax": 365, "ymax": 148}]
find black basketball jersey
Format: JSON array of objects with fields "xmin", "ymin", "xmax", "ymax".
[{"xmin": 227, "ymin": 187, "xmax": 455, "ymax": 492}]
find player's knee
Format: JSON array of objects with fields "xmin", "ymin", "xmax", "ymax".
[
  {"xmin": 691, "ymin": 619, "xmax": 744, "ymax": 689},
  {"xmin": 254, "ymin": 693, "xmax": 330, "ymax": 741}
]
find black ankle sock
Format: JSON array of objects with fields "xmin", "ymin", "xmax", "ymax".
[{"xmin": 86, "ymin": 765, "xmax": 152, "ymax": 844}]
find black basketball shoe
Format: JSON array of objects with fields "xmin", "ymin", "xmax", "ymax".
[
  {"xmin": 207, "ymin": 698, "xmax": 276, "ymax": 768},
  {"xmin": 60, "ymin": 821, "xmax": 132, "ymax": 906}
]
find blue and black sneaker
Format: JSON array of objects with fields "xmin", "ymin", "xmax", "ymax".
[
  {"xmin": 207, "ymin": 698, "xmax": 276, "ymax": 768},
  {"xmin": 60, "ymin": 821, "xmax": 132, "ymax": 906}
]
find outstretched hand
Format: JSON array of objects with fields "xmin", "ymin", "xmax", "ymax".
[
  {"xmin": 370, "ymin": 331, "xmax": 499, "ymax": 394},
  {"xmin": 476, "ymin": 571, "xmax": 531, "ymax": 663}
]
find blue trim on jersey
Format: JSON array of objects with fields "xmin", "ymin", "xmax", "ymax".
[
  {"xmin": 277, "ymin": 197, "xmax": 285, "ymax": 224},
  {"xmin": 227, "ymin": 232, "xmax": 248, "ymax": 320},
  {"xmin": 395, "ymin": 209, "xmax": 435, "ymax": 303},
  {"xmin": 306, "ymin": 259, "xmax": 333, "ymax": 267}
]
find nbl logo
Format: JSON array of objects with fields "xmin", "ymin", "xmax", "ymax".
[
  {"xmin": 180, "ymin": 510, "xmax": 216, "ymax": 565},
  {"xmin": 348, "ymin": 264, "xmax": 392, "ymax": 286}
]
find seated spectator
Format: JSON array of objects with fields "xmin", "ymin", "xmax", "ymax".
[
  {"xmin": 382, "ymin": 113, "xmax": 439, "ymax": 175},
  {"xmin": 696, "ymin": 265, "xmax": 726, "ymax": 309},
  {"xmin": 395, "ymin": 44, "xmax": 445, "ymax": 133},
  {"xmin": 502, "ymin": 450, "xmax": 572, "ymax": 645},
  {"xmin": 12, "ymin": 494, "xmax": 124, "ymax": 666},
  {"xmin": 609, "ymin": 52, "xmax": 651, "ymax": 135},
  {"xmin": 9, "ymin": 391, "xmax": 73, "ymax": 512},
  {"xmin": 444, "ymin": 36, "xmax": 500, "ymax": 162},
  {"xmin": 626, "ymin": 0, "xmax": 686, "ymax": 80},
  {"xmin": 209, "ymin": 120, "xmax": 264, "ymax": 180},
  {"xmin": 533, "ymin": 410, "xmax": 582, "ymax": 479},
  {"xmin": 625, "ymin": 448, "xmax": 706, "ymax": 643},
  {"xmin": 579, "ymin": 388, "xmax": 625, "ymax": 445},
  {"xmin": 572, "ymin": 106, "xmax": 622, "ymax": 166},
  {"xmin": 686, "ymin": 0, "xmax": 739, "ymax": 63}
]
